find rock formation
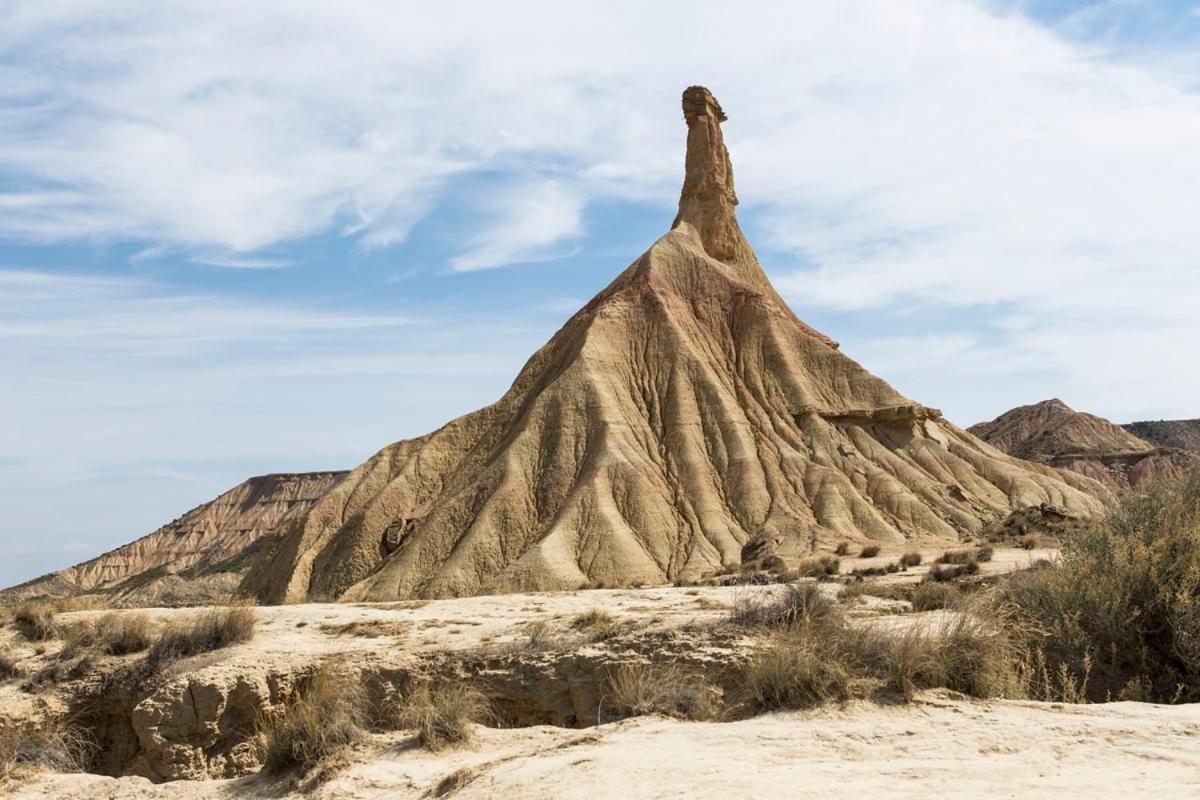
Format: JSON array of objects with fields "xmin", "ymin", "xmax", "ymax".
[
  {"xmin": 970, "ymin": 400, "xmax": 1197, "ymax": 491},
  {"xmin": 241, "ymin": 87, "xmax": 1104, "ymax": 603},
  {"xmin": 2, "ymin": 472, "xmax": 345, "ymax": 606}
]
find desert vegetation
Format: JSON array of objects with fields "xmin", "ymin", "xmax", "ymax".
[
  {"xmin": 258, "ymin": 662, "xmax": 367, "ymax": 776},
  {"xmin": 146, "ymin": 604, "xmax": 256, "ymax": 666},
  {"xmin": 12, "ymin": 602, "xmax": 58, "ymax": 642},
  {"xmin": 60, "ymin": 613, "xmax": 153, "ymax": 658},
  {"xmin": 0, "ymin": 718, "xmax": 94, "ymax": 784},
  {"xmin": 998, "ymin": 475, "xmax": 1200, "ymax": 702},
  {"xmin": 386, "ymin": 682, "xmax": 491, "ymax": 751},
  {"xmin": 570, "ymin": 608, "xmax": 621, "ymax": 641},
  {"xmin": 604, "ymin": 663, "xmax": 721, "ymax": 721}
]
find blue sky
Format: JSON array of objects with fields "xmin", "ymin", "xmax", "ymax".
[{"xmin": 2, "ymin": 0, "xmax": 1199, "ymax": 587}]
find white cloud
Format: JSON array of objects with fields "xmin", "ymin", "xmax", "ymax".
[
  {"xmin": 3, "ymin": 0, "xmax": 1200, "ymax": 582},
  {"xmin": 449, "ymin": 180, "xmax": 583, "ymax": 272},
  {"xmin": 188, "ymin": 254, "xmax": 293, "ymax": 269}
]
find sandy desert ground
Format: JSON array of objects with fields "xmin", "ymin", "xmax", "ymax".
[
  {"xmin": 4, "ymin": 544, "xmax": 1198, "ymax": 799},
  {"xmin": 13, "ymin": 694, "xmax": 1200, "ymax": 799}
]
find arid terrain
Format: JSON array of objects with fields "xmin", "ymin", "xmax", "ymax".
[
  {"xmin": 970, "ymin": 399, "xmax": 1199, "ymax": 491},
  {"xmin": 1, "ymin": 473, "xmax": 346, "ymax": 609},
  {"xmin": 3, "ymin": 86, "xmax": 1198, "ymax": 799},
  {"xmin": 4, "ymin": 540, "xmax": 1199, "ymax": 799}
]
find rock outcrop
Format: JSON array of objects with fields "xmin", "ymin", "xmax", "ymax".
[
  {"xmin": 241, "ymin": 87, "xmax": 1105, "ymax": 603},
  {"xmin": 2, "ymin": 472, "xmax": 345, "ymax": 606},
  {"xmin": 970, "ymin": 400, "xmax": 1197, "ymax": 491}
]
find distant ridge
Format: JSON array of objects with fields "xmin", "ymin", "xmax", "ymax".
[
  {"xmin": 241, "ymin": 87, "xmax": 1105, "ymax": 603},
  {"xmin": 970, "ymin": 400, "xmax": 1196, "ymax": 491},
  {"xmin": 1, "ymin": 471, "xmax": 345, "ymax": 606},
  {"xmin": 1122, "ymin": 419, "xmax": 1200, "ymax": 454}
]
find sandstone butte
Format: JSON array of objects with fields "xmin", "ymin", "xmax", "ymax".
[
  {"xmin": 970, "ymin": 398, "xmax": 1199, "ymax": 491},
  {"xmin": 240, "ymin": 87, "xmax": 1106, "ymax": 604},
  {"xmin": 0, "ymin": 472, "xmax": 345, "ymax": 606}
]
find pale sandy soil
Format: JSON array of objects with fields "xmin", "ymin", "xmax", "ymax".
[
  {"xmin": 13, "ymin": 694, "xmax": 1199, "ymax": 800},
  {"xmin": 10, "ymin": 544, "xmax": 1181, "ymax": 800}
]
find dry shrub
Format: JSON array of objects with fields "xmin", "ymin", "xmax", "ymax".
[
  {"xmin": 13, "ymin": 603, "xmax": 56, "ymax": 642},
  {"xmin": 148, "ymin": 604, "xmax": 255, "ymax": 666},
  {"xmin": 910, "ymin": 581, "xmax": 960, "ymax": 611},
  {"xmin": 0, "ymin": 656, "xmax": 21, "ymax": 682},
  {"xmin": 258, "ymin": 662, "xmax": 366, "ymax": 775},
  {"xmin": 604, "ymin": 663, "xmax": 721, "ymax": 721},
  {"xmin": 61, "ymin": 613, "xmax": 153, "ymax": 658},
  {"xmin": 570, "ymin": 609, "xmax": 620, "ymax": 641},
  {"xmin": 899, "ymin": 552, "xmax": 923, "ymax": 568},
  {"xmin": 937, "ymin": 546, "xmax": 992, "ymax": 565},
  {"xmin": 926, "ymin": 562, "xmax": 979, "ymax": 582},
  {"xmin": 20, "ymin": 656, "xmax": 95, "ymax": 692},
  {"xmin": 997, "ymin": 475, "xmax": 1200, "ymax": 702},
  {"xmin": 741, "ymin": 634, "xmax": 857, "ymax": 709},
  {"xmin": 733, "ymin": 586, "xmax": 1023, "ymax": 709},
  {"xmin": 885, "ymin": 615, "xmax": 1022, "ymax": 702},
  {"xmin": 389, "ymin": 682, "xmax": 490, "ymax": 751},
  {"xmin": 794, "ymin": 555, "xmax": 840, "ymax": 578},
  {"xmin": 51, "ymin": 596, "xmax": 104, "ymax": 613},
  {"xmin": 859, "ymin": 545, "xmax": 881, "ymax": 558},
  {"xmin": 0, "ymin": 717, "xmax": 94, "ymax": 781},
  {"xmin": 834, "ymin": 542, "xmax": 850, "ymax": 556},
  {"xmin": 730, "ymin": 583, "xmax": 838, "ymax": 630},
  {"xmin": 1018, "ymin": 533, "xmax": 1040, "ymax": 550},
  {"xmin": 522, "ymin": 619, "xmax": 561, "ymax": 651}
]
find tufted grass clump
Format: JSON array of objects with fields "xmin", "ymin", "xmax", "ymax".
[
  {"xmin": 604, "ymin": 663, "xmax": 722, "ymax": 721},
  {"xmin": 570, "ymin": 609, "xmax": 621, "ymax": 641},
  {"xmin": 61, "ymin": 613, "xmax": 154, "ymax": 658},
  {"xmin": 258, "ymin": 662, "xmax": 366, "ymax": 776},
  {"xmin": 12, "ymin": 603, "xmax": 57, "ymax": 642},
  {"xmin": 0, "ymin": 717, "xmax": 94, "ymax": 782},
  {"xmin": 387, "ymin": 682, "xmax": 491, "ymax": 751},
  {"xmin": 147, "ymin": 604, "xmax": 255, "ymax": 666}
]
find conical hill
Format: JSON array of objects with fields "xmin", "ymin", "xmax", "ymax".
[{"xmin": 241, "ymin": 87, "xmax": 1105, "ymax": 602}]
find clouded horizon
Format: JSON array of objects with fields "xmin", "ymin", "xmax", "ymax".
[{"xmin": 2, "ymin": 0, "xmax": 1199, "ymax": 586}]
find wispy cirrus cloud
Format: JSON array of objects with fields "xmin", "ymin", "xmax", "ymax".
[{"xmin": 449, "ymin": 180, "xmax": 584, "ymax": 272}]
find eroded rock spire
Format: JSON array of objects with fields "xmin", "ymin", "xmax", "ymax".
[
  {"xmin": 670, "ymin": 86, "xmax": 839, "ymax": 349},
  {"xmin": 672, "ymin": 86, "xmax": 747, "ymax": 262}
]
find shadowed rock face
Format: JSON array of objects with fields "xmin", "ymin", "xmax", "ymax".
[
  {"xmin": 241, "ymin": 87, "xmax": 1105, "ymax": 603},
  {"xmin": 2, "ymin": 472, "xmax": 346, "ymax": 606},
  {"xmin": 970, "ymin": 400, "xmax": 1198, "ymax": 491}
]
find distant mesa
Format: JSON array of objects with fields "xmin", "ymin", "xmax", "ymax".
[
  {"xmin": 236, "ymin": 87, "xmax": 1105, "ymax": 603},
  {"xmin": 969, "ymin": 400, "xmax": 1198, "ymax": 491},
  {"xmin": 0, "ymin": 472, "xmax": 346, "ymax": 606}
]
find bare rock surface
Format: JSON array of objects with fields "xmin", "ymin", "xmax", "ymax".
[
  {"xmin": 240, "ymin": 88, "xmax": 1103, "ymax": 604},
  {"xmin": 2, "ymin": 472, "xmax": 345, "ymax": 607},
  {"xmin": 970, "ymin": 400, "xmax": 1197, "ymax": 491}
]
